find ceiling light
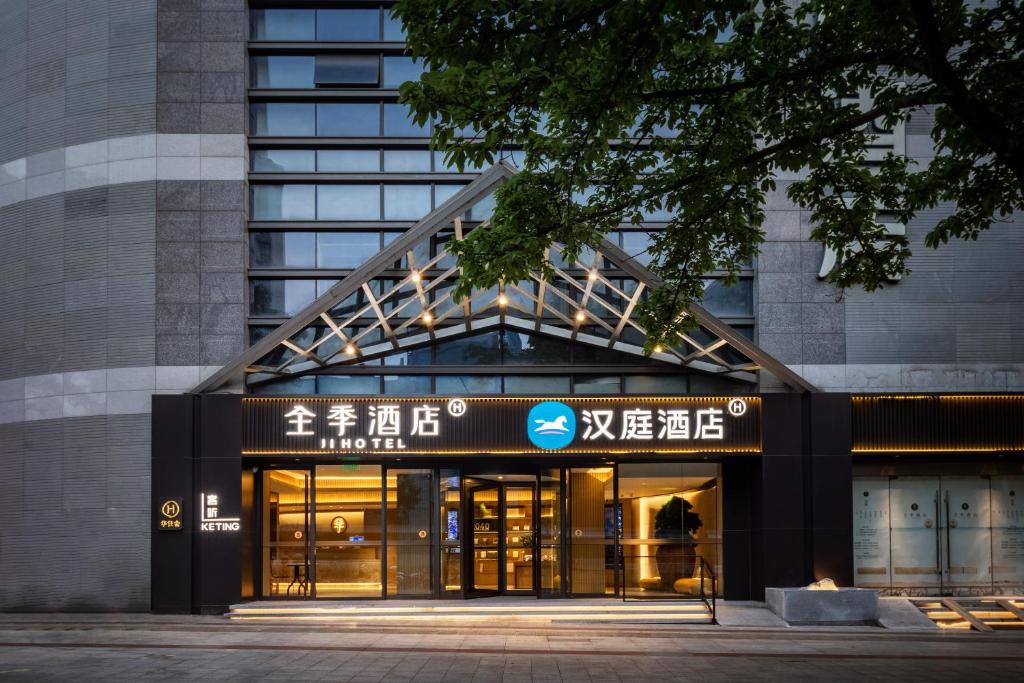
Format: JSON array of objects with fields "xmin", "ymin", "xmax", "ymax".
[
  {"xmin": 653, "ymin": 344, "xmax": 663, "ymax": 353},
  {"xmin": 422, "ymin": 311, "xmax": 433, "ymax": 324},
  {"xmin": 498, "ymin": 294, "xmax": 508, "ymax": 306},
  {"xmin": 587, "ymin": 270, "xmax": 598, "ymax": 281},
  {"xmin": 344, "ymin": 344, "xmax": 356, "ymax": 355},
  {"xmin": 411, "ymin": 270, "xmax": 421, "ymax": 282},
  {"xmin": 575, "ymin": 310, "xmax": 586, "ymax": 322}
]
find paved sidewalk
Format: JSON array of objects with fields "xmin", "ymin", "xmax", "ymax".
[{"xmin": 0, "ymin": 610, "xmax": 1022, "ymax": 681}]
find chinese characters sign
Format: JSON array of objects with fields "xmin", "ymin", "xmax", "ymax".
[{"xmin": 244, "ymin": 396, "xmax": 760, "ymax": 455}]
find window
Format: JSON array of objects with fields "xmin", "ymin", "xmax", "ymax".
[
  {"xmin": 436, "ymin": 333, "xmax": 501, "ymax": 365},
  {"xmin": 251, "ymin": 9, "xmax": 315, "ymax": 40},
  {"xmin": 383, "ymin": 375, "xmax": 431, "ymax": 394},
  {"xmin": 317, "ymin": 232, "xmax": 380, "ymax": 268},
  {"xmin": 252, "ymin": 185, "xmax": 316, "ymax": 220},
  {"xmin": 623, "ymin": 375, "xmax": 689, "ymax": 394},
  {"xmin": 621, "ymin": 232, "xmax": 655, "ymax": 266},
  {"xmin": 252, "ymin": 56, "xmax": 315, "ymax": 88},
  {"xmin": 700, "ymin": 279, "xmax": 753, "ymax": 318},
  {"xmin": 252, "ymin": 149, "xmax": 315, "ymax": 172},
  {"xmin": 317, "ymin": 185, "xmax": 381, "ymax": 220},
  {"xmin": 383, "ymin": 185, "xmax": 431, "ymax": 220},
  {"xmin": 318, "ymin": 149, "xmax": 380, "ymax": 172},
  {"xmin": 435, "ymin": 375, "xmax": 501, "ymax": 394},
  {"xmin": 383, "ymin": 150, "xmax": 431, "ymax": 172},
  {"xmin": 316, "ymin": 375, "xmax": 380, "ymax": 394},
  {"xmin": 317, "ymin": 103, "xmax": 380, "ymax": 136},
  {"xmin": 383, "ymin": 10, "xmax": 405, "ymax": 40},
  {"xmin": 252, "ymin": 103, "xmax": 315, "ymax": 136},
  {"xmin": 382, "ymin": 56, "xmax": 423, "ymax": 88},
  {"xmin": 504, "ymin": 376, "xmax": 571, "ymax": 394},
  {"xmin": 250, "ymin": 232, "xmax": 316, "ymax": 268},
  {"xmin": 383, "ymin": 103, "xmax": 428, "ymax": 136},
  {"xmin": 574, "ymin": 376, "xmax": 621, "ymax": 394},
  {"xmin": 433, "ymin": 184, "xmax": 464, "ymax": 207},
  {"xmin": 317, "ymin": 9, "xmax": 381, "ymax": 41},
  {"xmin": 250, "ymin": 279, "xmax": 317, "ymax": 316},
  {"xmin": 503, "ymin": 332, "xmax": 570, "ymax": 365},
  {"xmin": 315, "ymin": 55, "xmax": 379, "ymax": 87}
]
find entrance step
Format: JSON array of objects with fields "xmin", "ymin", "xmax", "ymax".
[
  {"xmin": 909, "ymin": 597, "xmax": 1024, "ymax": 631},
  {"xmin": 227, "ymin": 598, "xmax": 713, "ymax": 625}
]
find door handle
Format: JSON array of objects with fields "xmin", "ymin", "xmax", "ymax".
[
  {"xmin": 944, "ymin": 492, "xmax": 952, "ymax": 575},
  {"xmin": 934, "ymin": 494, "xmax": 942, "ymax": 575}
]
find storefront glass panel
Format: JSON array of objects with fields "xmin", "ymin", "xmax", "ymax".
[
  {"xmin": 261, "ymin": 469, "xmax": 311, "ymax": 597},
  {"xmin": 618, "ymin": 463, "xmax": 721, "ymax": 598},
  {"xmin": 314, "ymin": 465, "xmax": 383, "ymax": 598},
  {"xmin": 386, "ymin": 468, "xmax": 434, "ymax": 596},
  {"xmin": 440, "ymin": 470, "xmax": 461, "ymax": 593},
  {"xmin": 539, "ymin": 468, "xmax": 563, "ymax": 596}
]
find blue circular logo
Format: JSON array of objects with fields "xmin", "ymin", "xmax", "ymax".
[{"xmin": 527, "ymin": 401, "xmax": 576, "ymax": 450}]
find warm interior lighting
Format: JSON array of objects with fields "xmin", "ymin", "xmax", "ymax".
[
  {"xmin": 498, "ymin": 294, "xmax": 508, "ymax": 306},
  {"xmin": 575, "ymin": 310, "xmax": 586, "ymax": 322}
]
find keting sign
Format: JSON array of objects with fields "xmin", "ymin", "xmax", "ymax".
[{"xmin": 243, "ymin": 396, "xmax": 760, "ymax": 455}]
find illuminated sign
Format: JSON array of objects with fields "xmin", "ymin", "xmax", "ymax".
[
  {"xmin": 243, "ymin": 396, "xmax": 761, "ymax": 455},
  {"xmin": 157, "ymin": 497, "xmax": 183, "ymax": 531},
  {"xmin": 199, "ymin": 493, "xmax": 240, "ymax": 532}
]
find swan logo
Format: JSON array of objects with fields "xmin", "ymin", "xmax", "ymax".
[{"xmin": 527, "ymin": 401, "xmax": 576, "ymax": 450}]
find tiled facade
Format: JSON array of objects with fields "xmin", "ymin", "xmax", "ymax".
[{"xmin": 0, "ymin": 0, "xmax": 248, "ymax": 611}]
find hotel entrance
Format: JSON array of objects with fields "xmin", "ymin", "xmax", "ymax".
[
  {"xmin": 465, "ymin": 476, "xmax": 539, "ymax": 596},
  {"xmin": 254, "ymin": 460, "xmax": 722, "ymax": 601}
]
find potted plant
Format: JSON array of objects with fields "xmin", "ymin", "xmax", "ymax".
[{"xmin": 653, "ymin": 496, "xmax": 702, "ymax": 591}]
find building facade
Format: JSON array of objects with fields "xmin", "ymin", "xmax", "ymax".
[{"xmin": 0, "ymin": 1, "xmax": 1021, "ymax": 612}]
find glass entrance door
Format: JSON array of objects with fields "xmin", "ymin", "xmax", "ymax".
[
  {"xmin": 504, "ymin": 485, "xmax": 536, "ymax": 592},
  {"xmin": 468, "ymin": 484, "xmax": 500, "ymax": 595}
]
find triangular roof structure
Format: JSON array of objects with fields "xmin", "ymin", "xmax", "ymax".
[{"xmin": 192, "ymin": 162, "xmax": 816, "ymax": 393}]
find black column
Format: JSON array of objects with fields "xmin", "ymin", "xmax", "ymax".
[
  {"xmin": 758, "ymin": 393, "xmax": 810, "ymax": 597},
  {"xmin": 151, "ymin": 395, "xmax": 195, "ymax": 614},
  {"xmin": 808, "ymin": 393, "xmax": 853, "ymax": 586},
  {"xmin": 722, "ymin": 457, "xmax": 758, "ymax": 600},
  {"xmin": 194, "ymin": 394, "xmax": 243, "ymax": 615}
]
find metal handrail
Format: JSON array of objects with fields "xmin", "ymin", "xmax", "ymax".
[
  {"xmin": 621, "ymin": 552, "xmax": 717, "ymax": 624},
  {"xmin": 698, "ymin": 555, "xmax": 717, "ymax": 624}
]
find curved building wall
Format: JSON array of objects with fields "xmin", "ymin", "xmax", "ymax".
[{"xmin": 0, "ymin": 0, "xmax": 247, "ymax": 611}]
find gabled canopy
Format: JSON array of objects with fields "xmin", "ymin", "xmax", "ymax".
[{"xmin": 192, "ymin": 162, "xmax": 815, "ymax": 393}]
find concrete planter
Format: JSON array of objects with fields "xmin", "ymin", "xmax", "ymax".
[{"xmin": 765, "ymin": 587, "xmax": 879, "ymax": 625}]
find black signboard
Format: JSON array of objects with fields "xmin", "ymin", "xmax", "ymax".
[
  {"xmin": 243, "ymin": 396, "xmax": 761, "ymax": 455},
  {"xmin": 157, "ymin": 497, "xmax": 183, "ymax": 531}
]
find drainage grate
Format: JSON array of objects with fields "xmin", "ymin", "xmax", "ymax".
[{"xmin": 910, "ymin": 597, "xmax": 1024, "ymax": 631}]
